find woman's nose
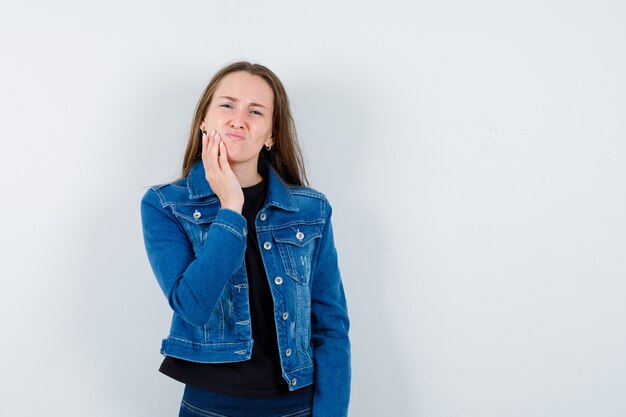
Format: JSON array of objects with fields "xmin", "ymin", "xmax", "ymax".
[{"xmin": 229, "ymin": 111, "xmax": 245, "ymax": 129}]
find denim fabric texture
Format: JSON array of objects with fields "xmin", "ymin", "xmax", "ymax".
[
  {"xmin": 179, "ymin": 385, "xmax": 313, "ymax": 417},
  {"xmin": 141, "ymin": 158, "xmax": 351, "ymax": 416}
]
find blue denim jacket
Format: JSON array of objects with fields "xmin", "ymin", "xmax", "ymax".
[{"xmin": 140, "ymin": 158, "xmax": 350, "ymax": 416}]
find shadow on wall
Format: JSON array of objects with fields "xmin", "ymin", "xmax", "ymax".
[{"xmin": 292, "ymin": 76, "xmax": 413, "ymax": 416}]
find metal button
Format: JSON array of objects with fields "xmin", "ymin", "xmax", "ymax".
[
  {"xmin": 263, "ymin": 242, "xmax": 272, "ymax": 250},
  {"xmin": 259, "ymin": 212, "xmax": 267, "ymax": 221},
  {"xmin": 296, "ymin": 231, "xmax": 304, "ymax": 241},
  {"xmin": 243, "ymin": 228, "xmax": 247, "ymax": 237},
  {"xmin": 274, "ymin": 276, "xmax": 283, "ymax": 285},
  {"xmin": 285, "ymin": 348, "xmax": 292, "ymax": 357},
  {"xmin": 282, "ymin": 312, "xmax": 289, "ymax": 320},
  {"xmin": 193, "ymin": 210, "xmax": 201, "ymax": 220},
  {"xmin": 291, "ymin": 378, "xmax": 297, "ymax": 386}
]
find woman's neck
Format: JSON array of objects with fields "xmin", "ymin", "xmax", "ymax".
[{"xmin": 229, "ymin": 160, "xmax": 263, "ymax": 188}]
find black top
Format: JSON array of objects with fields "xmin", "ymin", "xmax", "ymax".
[{"xmin": 159, "ymin": 174, "xmax": 311, "ymax": 398}]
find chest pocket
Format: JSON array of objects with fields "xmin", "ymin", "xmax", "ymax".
[
  {"xmin": 272, "ymin": 224, "xmax": 322, "ymax": 285},
  {"xmin": 172, "ymin": 202, "xmax": 219, "ymax": 252}
]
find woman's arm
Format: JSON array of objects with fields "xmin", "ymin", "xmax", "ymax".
[
  {"xmin": 140, "ymin": 188, "xmax": 247, "ymax": 326},
  {"xmin": 310, "ymin": 199, "xmax": 351, "ymax": 416}
]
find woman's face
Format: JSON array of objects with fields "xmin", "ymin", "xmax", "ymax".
[{"xmin": 201, "ymin": 71, "xmax": 274, "ymax": 169}]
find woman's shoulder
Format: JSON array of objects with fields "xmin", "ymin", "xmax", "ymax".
[
  {"xmin": 286, "ymin": 183, "xmax": 328, "ymax": 202},
  {"xmin": 141, "ymin": 176, "xmax": 190, "ymax": 207},
  {"xmin": 283, "ymin": 183, "xmax": 335, "ymax": 222}
]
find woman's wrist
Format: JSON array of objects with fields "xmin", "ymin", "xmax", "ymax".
[{"xmin": 220, "ymin": 201, "xmax": 243, "ymax": 214}]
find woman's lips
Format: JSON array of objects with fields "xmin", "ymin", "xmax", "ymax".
[{"xmin": 225, "ymin": 133, "xmax": 244, "ymax": 141}]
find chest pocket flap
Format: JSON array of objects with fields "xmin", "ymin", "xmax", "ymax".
[
  {"xmin": 272, "ymin": 224, "xmax": 322, "ymax": 284},
  {"xmin": 272, "ymin": 224, "xmax": 322, "ymax": 246}
]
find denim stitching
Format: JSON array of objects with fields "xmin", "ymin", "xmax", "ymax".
[
  {"xmin": 287, "ymin": 363, "xmax": 314, "ymax": 373},
  {"xmin": 167, "ymin": 336, "xmax": 251, "ymax": 348},
  {"xmin": 151, "ymin": 186, "xmax": 168, "ymax": 205},
  {"xmin": 260, "ymin": 220, "xmax": 324, "ymax": 232},
  {"xmin": 295, "ymin": 283, "xmax": 303, "ymax": 362},
  {"xmin": 212, "ymin": 222, "xmax": 244, "ymax": 240},
  {"xmin": 271, "ymin": 225, "xmax": 321, "ymax": 284},
  {"xmin": 147, "ymin": 188, "xmax": 181, "ymax": 225},
  {"xmin": 172, "ymin": 211, "xmax": 217, "ymax": 224},
  {"xmin": 267, "ymin": 203, "xmax": 298, "ymax": 212},
  {"xmin": 181, "ymin": 398, "xmax": 230, "ymax": 417},
  {"xmin": 171, "ymin": 199, "xmax": 220, "ymax": 207},
  {"xmin": 285, "ymin": 241, "xmax": 298, "ymax": 281},
  {"xmin": 274, "ymin": 231, "xmax": 322, "ymax": 246},
  {"xmin": 279, "ymin": 407, "xmax": 313, "ymax": 417},
  {"xmin": 278, "ymin": 241, "xmax": 320, "ymax": 285},
  {"xmin": 296, "ymin": 285, "xmax": 312, "ymax": 364},
  {"xmin": 290, "ymin": 188, "xmax": 325, "ymax": 199},
  {"xmin": 217, "ymin": 298, "xmax": 224, "ymax": 340},
  {"xmin": 203, "ymin": 322, "xmax": 210, "ymax": 342}
]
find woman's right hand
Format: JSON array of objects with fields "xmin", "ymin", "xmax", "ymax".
[{"xmin": 202, "ymin": 130, "xmax": 244, "ymax": 214}]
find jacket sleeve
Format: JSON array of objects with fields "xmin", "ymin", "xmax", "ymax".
[
  {"xmin": 140, "ymin": 187, "xmax": 247, "ymax": 326},
  {"xmin": 310, "ymin": 199, "xmax": 351, "ymax": 416}
]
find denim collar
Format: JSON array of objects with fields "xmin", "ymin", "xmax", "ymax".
[{"xmin": 187, "ymin": 157, "xmax": 299, "ymax": 212}]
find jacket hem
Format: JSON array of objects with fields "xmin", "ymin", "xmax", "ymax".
[{"xmin": 161, "ymin": 337, "xmax": 254, "ymax": 363}]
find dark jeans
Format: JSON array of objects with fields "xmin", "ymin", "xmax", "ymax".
[{"xmin": 179, "ymin": 385, "xmax": 313, "ymax": 417}]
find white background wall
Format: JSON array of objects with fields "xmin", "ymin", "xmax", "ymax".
[{"xmin": 1, "ymin": 1, "xmax": 625, "ymax": 416}]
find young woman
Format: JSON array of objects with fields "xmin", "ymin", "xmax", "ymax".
[{"xmin": 140, "ymin": 62, "xmax": 351, "ymax": 417}]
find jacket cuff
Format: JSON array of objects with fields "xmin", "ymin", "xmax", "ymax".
[{"xmin": 212, "ymin": 208, "xmax": 248, "ymax": 241}]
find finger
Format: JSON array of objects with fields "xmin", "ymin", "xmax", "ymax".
[
  {"xmin": 219, "ymin": 140, "xmax": 237, "ymax": 178},
  {"xmin": 208, "ymin": 131, "xmax": 222, "ymax": 172},
  {"xmin": 203, "ymin": 130, "xmax": 218, "ymax": 181},
  {"xmin": 209, "ymin": 129, "xmax": 217, "ymax": 156},
  {"xmin": 202, "ymin": 129, "xmax": 213, "ymax": 160},
  {"xmin": 218, "ymin": 140, "xmax": 228, "ymax": 169},
  {"xmin": 205, "ymin": 130, "xmax": 215, "ymax": 164}
]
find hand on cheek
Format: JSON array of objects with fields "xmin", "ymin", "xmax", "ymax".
[{"xmin": 201, "ymin": 130, "xmax": 244, "ymax": 214}]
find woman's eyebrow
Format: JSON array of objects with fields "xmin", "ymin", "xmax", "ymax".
[{"xmin": 217, "ymin": 96, "xmax": 268, "ymax": 109}]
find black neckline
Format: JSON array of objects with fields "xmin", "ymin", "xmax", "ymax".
[{"xmin": 242, "ymin": 177, "xmax": 266, "ymax": 198}]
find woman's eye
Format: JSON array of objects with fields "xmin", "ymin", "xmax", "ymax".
[
  {"xmin": 250, "ymin": 110, "xmax": 263, "ymax": 116},
  {"xmin": 220, "ymin": 103, "xmax": 233, "ymax": 109}
]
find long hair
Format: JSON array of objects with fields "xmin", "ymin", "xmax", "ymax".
[{"xmin": 180, "ymin": 61, "xmax": 308, "ymax": 187}]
